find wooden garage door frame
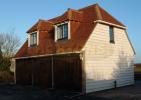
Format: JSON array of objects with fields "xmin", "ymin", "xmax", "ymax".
[
  {"xmin": 53, "ymin": 53, "xmax": 83, "ymax": 91},
  {"xmin": 15, "ymin": 52, "xmax": 85, "ymax": 92},
  {"xmin": 16, "ymin": 56, "xmax": 52, "ymax": 88}
]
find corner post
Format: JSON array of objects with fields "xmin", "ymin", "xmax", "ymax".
[
  {"xmin": 80, "ymin": 51, "xmax": 86, "ymax": 94},
  {"xmin": 51, "ymin": 56, "xmax": 54, "ymax": 89}
]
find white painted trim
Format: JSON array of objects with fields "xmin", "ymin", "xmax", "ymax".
[
  {"xmin": 94, "ymin": 20, "xmax": 127, "ymax": 29},
  {"xmin": 55, "ymin": 21, "xmax": 68, "ymax": 26},
  {"xmin": 27, "ymin": 31, "xmax": 39, "ymax": 47},
  {"xmin": 14, "ymin": 51, "xmax": 81, "ymax": 60},
  {"xmin": 54, "ymin": 25, "xmax": 58, "ymax": 42},
  {"xmin": 54, "ymin": 21, "xmax": 70, "ymax": 42},
  {"xmin": 37, "ymin": 31, "xmax": 39, "ymax": 45},
  {"xmin": 28, "ymin": 34, "xmax": 30, "ymax": 47},
  {"xmin": 68, "ymin": 21, "xmax": 71, "ymax": 39}
]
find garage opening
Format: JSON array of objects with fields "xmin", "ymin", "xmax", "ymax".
[{"xmin": 16, "ymin": 53, "xmax": 82, "ymax": 91}]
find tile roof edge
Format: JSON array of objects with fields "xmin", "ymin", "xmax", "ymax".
[
  {"xmin": 99, "ymin": 6, "xmax": 126, "ymax": 27},
  {"xmin": 14, "ymin": 51, "xmax": 81, "ymax": 59},
  {"xmin": 94, "ymin": 20, "xmax": 127, "ymax": 29},
  {"xmin": 27, "ymin": 20, "xmax": 54, "ymax": 33},
  {"xmin": 81, "ymin": 23, "xmax": 97, "ymax": 51},
  {"xmin": 78, "ymin": 3, "xmax": 97, "ymax": 11},
  {"xmin": 26, "ymin": 21, "xmax": 39, "ymax": 33},
  {"xmin": 68, "ymin": 8, "xmax": 83, "ymax": 13}
]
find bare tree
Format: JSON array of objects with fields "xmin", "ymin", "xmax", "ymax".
[
  {"xmin": 0, "ymin": 33, "xmax": 20, "ymax": 58},
  {"xmin": 0, "ymin": 48, "xmax": 2, "ymax": 64},
  {"xmin": 0, "ymin": 34, "xmax": 4, "ymax": 61}
]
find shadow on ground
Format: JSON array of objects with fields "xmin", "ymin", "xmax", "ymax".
[
  {"xmin": 0, "ymin": 84, "xmax": 110, "ymax": 100},
  {"xmin": 0, "ymin": 80, "xmax": 141, "ymax": 100}
]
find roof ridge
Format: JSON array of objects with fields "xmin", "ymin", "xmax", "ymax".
[
  {"xmin": 95, "ymin": 4, "xmax": 103, "ymax": 20},
  {"xmin": 38, "ymin": 19, "xmax": 54, "ymax": 24},
  {"xmin": 67, "ymin": 8, "xmax": 83, "ymax": 20},
  {"xmin": 68, "ymin": 8, "xmax": 82, "ymax": 13},
  {"xmin": 26, "ymin": 20, "xmax": 39, "ymax": 33},
  {"xmin": 67, "ymin": 9, "xmax": 72, "ymax": 20},
  {"xmin": 78, "ymin": 3, "xmax": 97, "ymax": 11},
  {"xmin": 44, "ymin": 20, "xmax": 54, "ymax": 24},
  {"xmin": 48, "ymin": 15, "xmax": 62, "ymax": 22},
  {"xmin": 99, "ymin": 6, "xmax": 125, "ymax": 27}
]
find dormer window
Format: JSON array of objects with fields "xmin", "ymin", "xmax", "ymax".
[
  {"xmin": 55, "ymin": 21, "xmax": 70, "ymax": 41},
  {"xmin": 30, "ymin": 32, "xmax": 37, "ymax": 46},
  {"xmin": 28, "ymin": 31, "xmax": 39, "ymax": 47},
  {"xmin": 57, "ymin": 23, "xmax": 68, "ymax": 40}
]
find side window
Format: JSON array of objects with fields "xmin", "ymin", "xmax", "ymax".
[{"xmin": 109, "ymin": 26, "xmax": 115, "ymax": 43}]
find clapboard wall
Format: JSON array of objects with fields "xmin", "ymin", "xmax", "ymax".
[{"xmin": 82, "ymin": 23, "xmax": 135, "ymax": 93}]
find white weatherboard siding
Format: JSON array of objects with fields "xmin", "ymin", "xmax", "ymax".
[{"xmin": 83, "ymin": 23, "xmax": 135, "ymax": 93}]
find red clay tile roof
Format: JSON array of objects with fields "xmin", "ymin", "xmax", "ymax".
[{"xmin": 15, "ymin": 4, "xmax": 125, "ymax": 58}]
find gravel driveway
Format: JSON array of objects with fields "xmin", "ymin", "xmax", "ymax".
[{"xmin": 0, "ymin": 81, "xmax": 141, "ymax": 100}]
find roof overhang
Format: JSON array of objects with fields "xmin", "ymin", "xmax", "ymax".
[
  {"xmin": 94, "ymin": 20, "xmax": 127, "ymax": 29},
  {"xmin": 14, "ymin": 51, "xmax": 81, "ymax": 60}
]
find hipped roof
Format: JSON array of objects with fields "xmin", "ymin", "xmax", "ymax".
[{"xmin": 15, "ymin": 4, "xmax": 126, "ymax": 58}]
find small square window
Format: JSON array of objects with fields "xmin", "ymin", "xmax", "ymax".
[{"xmin": 109, "ymin": 26, "xmax": 115, "ymax": 43}]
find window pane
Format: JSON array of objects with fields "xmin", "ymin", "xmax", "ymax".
[
  {"xmin": 57, "ymin": 23, "xmax": 69, "ymax": 40},
  {"xmin": 63, "ymin": 23, "xmax": 68, "ymax": 38},
  {"xmin": 109, "ymin": 26, "xmax": 114, "ymax": 43},
  {"xmin": 30, "ymin": 32, "xmax": 37, "ymax": 46},
  {"xmin": 33, "ymin": 33, "xmax": 37, "ymax": 45},
  {"xmin": 57, "ymin": 25, "xmax": 63, "ymax": 39},
  {"xmin": 30, "ymin": 34, "xmax": 33, "ymax": 45}
]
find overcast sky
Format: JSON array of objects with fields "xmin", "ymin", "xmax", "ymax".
[{"xmin": 0, "ymin": 0, "xmax": 140, "ymax": 63}]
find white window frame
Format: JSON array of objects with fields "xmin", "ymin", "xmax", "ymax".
[
  {"xmin": 28, "ymin": 31, "xmax": 39, "ymax": 47},
  {"xmin": 55, "ymin": 21, "xmax": 70, "ymax": 42}
]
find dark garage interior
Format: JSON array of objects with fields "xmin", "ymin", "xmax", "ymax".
[{"xmin": 16, "ymin": 53, "xmax": 82, "ymax": 91}]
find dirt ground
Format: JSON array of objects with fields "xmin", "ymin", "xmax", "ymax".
[{"xmin": 0, "ymin": 81, "xmax": 141, "ymax": 100}]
